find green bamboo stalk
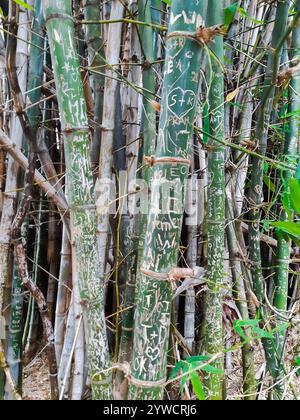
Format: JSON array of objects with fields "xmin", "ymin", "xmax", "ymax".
[
  {"xmin": 42, "ymin": 0, "xmax": 112, "ymax": 400},
  {"xmin": 203, "ymin": 0, "xmax": 225, "ymax": 400},
  {"xmin": 116, "ymin": 0, "xmax": 159, "ymax": 399},
  {"xmin": 6, "ymin": 251, "xmax": 24, "ymax": 397},
  {"xmin": 248, "ymin": 0, "xmax": 290, "ymax": 303},
  {"xmin": 128, "ymin": 1, "xmax": 204, "ymax": 400},
  {"xmin": 6, "ymin": 1, "xmax": 45, "ymax": 393},
  {"xmin": 27, "ymin": 0, "xmax": 44, "ymax": 134},
  {"xmin": 272, "ymin": 0, "xmax": 300, "ymax": 399}
]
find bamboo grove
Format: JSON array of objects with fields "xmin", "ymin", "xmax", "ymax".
[{"xmin": 0, "ymin": 0, "xmax": 299, "ymax": 401}]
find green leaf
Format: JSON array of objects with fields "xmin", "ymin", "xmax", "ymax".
[
  {"xmin": 0, "ymin": 6, "xmax": 4, "ymax": 18},
  {"xmin": 198, "ymin": 364, "xmax": 223, "ymax": 375},
  {"xmin": 263, "ymin": 175, "xmax": 276, "ymax": 193},
  {"xmin": 251, "ymin": 327, "xmax": 274, "ymax": 339},
  {"xmin": 169, "ymin": 360, "xmax": 184, "ymax": 380},
  {"xmin": 272, "ymin": 221, "xmax": 300, "ymax": 238},
  {"xmin": 238, "ymin": 7, "xmax": 265, "ymax": 24},
  {"xmin": 294, "ymin": 356, "xmax": 300, "ymax": 377},
  {"xmin": 290, "ymin": 178, "xmax": 300, "ymax": 213},
  {"xmin": 190, "ymin": 372, "xmax": 205, "ymax": 401},
  {"xmin": 13, "ymin": 0, "xmax": 34, "ymax": 11},
  {"xmin": 233, "ymin": 319, "xmax": 260, "ymax": 341},
  {"xmin": 296, "ymin": 160, "xmax": 300, "ymax": 181},
  {"xmin": 180, "ymin": 364, "xmax": 190, "ymax": 396},
  {"xmin": 186, "ymin": 355, "xmax": 211, "ymax": 364},
  {"xmin": 224, "ymin": 2, "xmax": 238, "ymax": 30},
  {"xmin": 280, "ymin": 109, "xmax": 300, "ymax": 119},
  {"xmin": 281, "ymin": 192, "xmax": 292, "ymax": 221}
]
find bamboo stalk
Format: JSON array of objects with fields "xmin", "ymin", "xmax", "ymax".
[
  {"xmin": 42, "ymin": 0, "xmax": 112, "ymax": 400},
  {"xmin": 0, "ymin": 4, "xmax": 29, "ymax": 397},
  {"xmin": 203, "ymin": 0, "xmax": 225, "ymax": 400},
  {"xmin": 96, "ymin": 0, "xmax": 124, "ymax": 308},
  {"xmin": 83, "ymin": 0, "xmax": 105, "ymax": 173},
  {"xmin": 129, "ymin": 1, "xmax": 204, "ymax": 400},
  {"xmin": 272, "ymin": 0, "xmax": 300, "ymax": 399},
  {"xmin": 54, "ymin": 225, "xmax": 71, "ymax": 365}
]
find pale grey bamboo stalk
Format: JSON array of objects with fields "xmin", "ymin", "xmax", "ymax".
[
  {"xmin": 97, "ymin": 0, "xmax": 124, "ymax": 284},
  {"xmin": 0, "ymin": 5, "xmax": 29, "ymax": 346},
  {"xmin": 71, "ymin": 268, "xmax": 85, "ymax": 400},
  {"xmin": 124, "ymin": 0, "xmax": 142, "ymax": 223},
  {"xmin": 54, "ymin": 225, "xmax": 71, "ymax": 365},
  {"xmin": 57, "ymin": 301, "xmax": 74, "ymax": 399},
  {"xmin": 184, "ymin": 174, "xmax": 198, "ymax": 353},
  {"xmin": 0, "ymin": 129, "xmax": 69, "ymax": 219}
]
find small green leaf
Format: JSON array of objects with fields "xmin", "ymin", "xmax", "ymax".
[
  {"xmin": 290, "ymin": 178, "xmax": 300, "ymax": 213},
  {"xmin": 169, "ymin": 360, "xmax": 184, "ymax": 380},
  {"xmin": 224, "ymin": 2, "xmax": 238, "ymax": 30},
  {"xmin": 263, "ymin": 175, "xmax": 276, "ymax": 193},
  {"xmin": 272, "ymin": 221, "xmax": 300, "ymax": 238},
  {"xmin": 295, "ymin": 356, "xmax": 300, "ymax": 366},
  {"xmin": 197, "ymin": 363, "xmax": 223, "ymax": 375},
  {"xmin": 296, "ymin": 160, "xmax": 300, "ymax": 181},
  {"xmin": 190, "ymin": 372, "xmax": 205, "ymax": 401},
  {"xmin": 294, "ymin": 356, "xmax": 300, "ymax": 377},
  {"xmin": 233, "ymin": 319, "xmax": 260, "ymax": 341},
  {"xmin": 13, "ymin": 0, "xmax": 34, "ymax": 11},
  {"xmin": 180, "ymin": 364, "xmax": 190, "ymax": 396},
  {"xmin": 251, "ymin": 327, "xmax": 274, "ymax": 339},
  {"xmin": 238, "ymin": 7, "xmax": 265, "ymax": 24},
  {"xmin": 281, "ymin": 192, "xmax": 292, "ymax": 221},
  {"xmin": 280, "ymin": 109, "xmax": 300, "ymax": 119},
  {"xmin": 0, "ymin": 6, "xmax": 4, "ymax": 18},
  {"xmin": 186, "ymin": 355, "xmax": 210, "ymax": 364}
]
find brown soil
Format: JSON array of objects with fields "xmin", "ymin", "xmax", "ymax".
[{"xmin": 23, "ymin": 353, "xmax": 50, "ymax": 400}]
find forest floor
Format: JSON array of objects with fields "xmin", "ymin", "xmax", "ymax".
[
  {"xmin": 23, "ymin": 353, "xmax": 50, "ymax": 400},
  {"xmin": 22, "ymin": 331, "xmax": 300, "ymax": 401}
]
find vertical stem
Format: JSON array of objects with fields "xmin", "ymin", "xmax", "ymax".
[
  {"xmin": 42, "ymin": 0, "xmax": 112, "ymax": 399},
  {"xmin": 272, "ymin": 0, "xmax": 300, "ymax": 399},
  {"xmin": 129, "ymin": 1, "xmax": 203, "ymax": 400},
  {"xmin": 203, "ymin": 0, "xmax": 225, "ymax": 400}
]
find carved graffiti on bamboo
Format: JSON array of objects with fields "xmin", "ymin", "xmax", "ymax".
[
  {"xmin": 167, "ymin": 38, "xmax": 186, "ymax": 61},
  {"xmin": 170, "ymin": 10, "xmax": 204, "ymax": 27},
  {"xmin": 167, "ymin": 87, "xmax": 196, "ymax": 119}
]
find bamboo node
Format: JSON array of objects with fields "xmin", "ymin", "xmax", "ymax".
[
  {"xmin": 0, "ymin": 142, "xmax": 16, "ymax": 152},
  {"xmin": 142, "ymin": 60, "xmax": 152, "ymax": 70},
  {"xmin": 166, "ymin": 31, "xmax": 202, "ymax": 47},
  {"xmin": 110, "ymin": 362, "xmax": 166, "ymax": 388},
  {"xmin": 195, "ymin": 25, "xmax": 227, "ymax": 44},
  {"xmin": 45, "ymin": 13, "xmax": 74, "ymax": 25},
  {"xmin": 143, "ymin": 156, "xmax": 191, "ymax": 166},
  {"xmin": 62, "ymin": 125, "xmax": 90, "ymax": 134},
  {"xmin": 140, "ymin": 267, "xmax": 202, "ymax": 284}
]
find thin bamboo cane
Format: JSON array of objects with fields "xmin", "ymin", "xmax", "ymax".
[
  {"xmin": 225, "ymin": 191, "xmax": 256, "ymax": 400},
  {"xmin": 83, "ymin": 0, "xmax": 106, "ymax": 173},
  {"xmin": 203, "ymin": 0, "xmax": 225, "ymax": 400},
  {"xmin": 54, "ymin": 225, "xmax": 71, "ymax": 365},
  {"xmin": 96, "ymin": 0, "xmax": 124, "ymax": 303},
  {"xmin": 272, "ymin": 0, "xmax": 300, "ymax": 399}
]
